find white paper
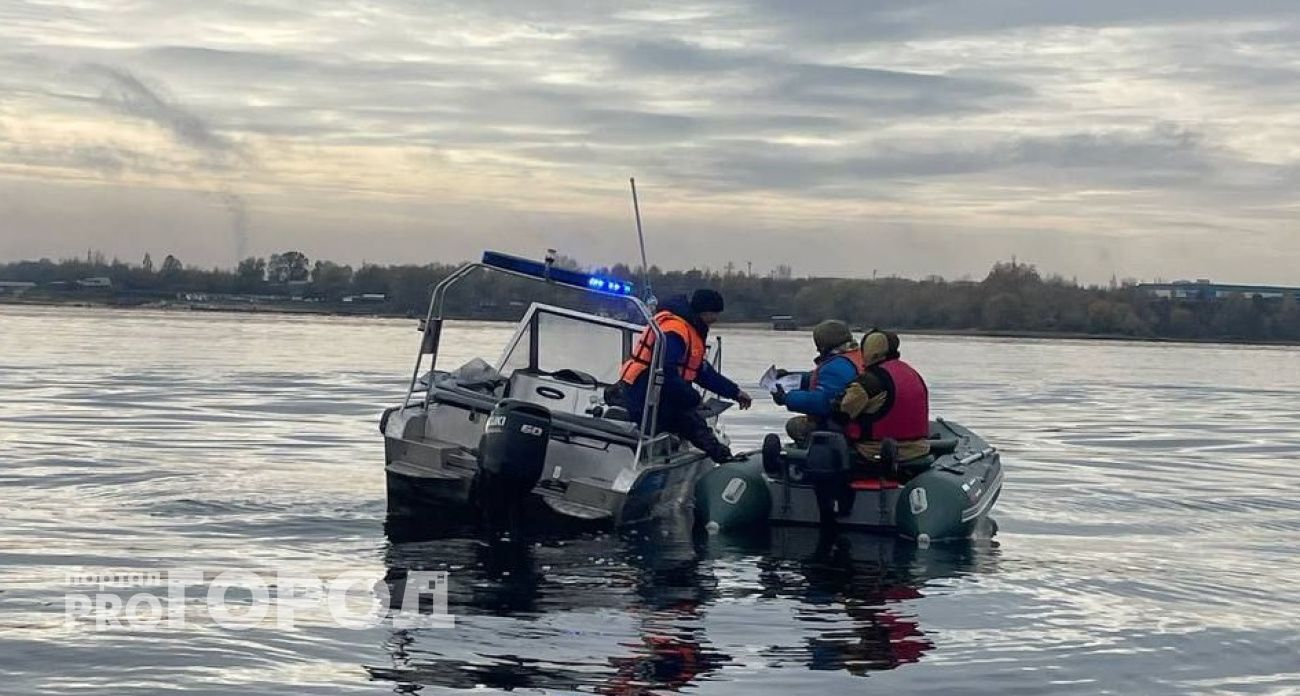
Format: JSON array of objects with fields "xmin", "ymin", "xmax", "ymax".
[{"xmin": 758, "ymin": 365, "xmax": 803, "ymax": 394}]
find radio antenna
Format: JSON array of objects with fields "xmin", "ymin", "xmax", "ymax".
[{"xmin": 629, "ymin": 177, "xmax": 653, "ymax": 303}]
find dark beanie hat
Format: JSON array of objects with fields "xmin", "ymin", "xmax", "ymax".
[{"xmin": 690, "ymin": 288, "xmax": 725, "ymax": 314}]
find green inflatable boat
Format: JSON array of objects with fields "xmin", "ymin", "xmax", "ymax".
[{"xmin": 695, "ymin": 418, "xmax": 1002, "ymax": 541}]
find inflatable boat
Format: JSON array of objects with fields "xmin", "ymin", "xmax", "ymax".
[{"xmin": 695, "ymin": 418, "xmax": 1002, "ymax": 541}]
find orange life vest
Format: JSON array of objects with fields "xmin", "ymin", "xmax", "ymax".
[{"xmin": 619, "ymin": 311, "xmax": 706, "ymax": 385}]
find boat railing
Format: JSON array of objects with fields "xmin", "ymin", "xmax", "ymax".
[{"xmin": 403, "ymin": 252, "xmax": 669, "ymax": 462}]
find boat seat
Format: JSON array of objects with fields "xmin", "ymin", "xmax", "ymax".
[
  {"xmin": 603, "ymin": 405, "xmax": 632, "ymax": 422},
  {"xmin": 430, "ymin": 385, "xmax": 640, "ymax": 445},
  {"xmin": 505, "ymin": 368, "xmax": 620, "ymax": 417},
  {"xmin": 548, "ymin": 368, "xmax": 600, "ymax": 388}
]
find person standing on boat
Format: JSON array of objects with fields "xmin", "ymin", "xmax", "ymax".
[
  {"xmin": 834, "ymin": 330, "xmax": 931, "ymax": 462},
  {"xmin": 771, "ymin": 320, "xmax": 865, "ymax": 445},
  {"xmin": 616, "ymin": 289, "xmax": 753, "ymax": 463}
]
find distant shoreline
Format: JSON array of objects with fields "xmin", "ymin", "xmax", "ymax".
[
  {"xmin": 723, "ymin": 322, "xmax": 1300, "ymax": 347},
  {"xmin": 3, "ymin": 296, "xmax": 1298, "ymax": 349}
]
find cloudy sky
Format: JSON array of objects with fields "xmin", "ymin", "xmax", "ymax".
[{"xmin": 2, "ymin": 1, "xmax": 1298, "ymax": 283}]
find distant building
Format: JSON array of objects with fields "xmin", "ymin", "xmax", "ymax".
[
  {"xmin": 76, "ymin": 276, "xmax": 112, "ymax": 288},
  {"xmin": 772, "ymin": 315, "xmax": 798, "ymax": 331},
  {"xmin": 0, "ymin": 281, "xmax": 36, "ymax": 296},
  {"xmin": 1138, "ymin": 280, "xmax": 1300, "ymax": 301}
]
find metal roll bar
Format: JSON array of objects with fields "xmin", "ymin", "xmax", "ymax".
[{"xmin": 402, "ymin": 261, "xmax": 668, "ymax": 457}]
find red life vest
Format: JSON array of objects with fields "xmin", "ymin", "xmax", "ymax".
[
  {"xmin": 619, "ymin": 311, "xmax": 706, "ymax": 385},
  {"xmin": 855, "ymin": 358, "xmax": 929, "ymax": 441},
  {"xmin": 808, "ymin": 350, "xmax": 867, "ymax": 390}
]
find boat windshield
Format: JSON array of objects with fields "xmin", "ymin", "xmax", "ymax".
[{"xmin": 498, "ymin": 305, "xmax": 641, "ymax": 385}]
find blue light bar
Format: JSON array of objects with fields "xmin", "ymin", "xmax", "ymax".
[{"xmin": 482, "ymin": 251, "xmax": 635, "ymax": 296}]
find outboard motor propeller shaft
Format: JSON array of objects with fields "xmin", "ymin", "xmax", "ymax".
[{"xmin": 474, "ymin": 399, "xmax": 552, "ymax": 531}]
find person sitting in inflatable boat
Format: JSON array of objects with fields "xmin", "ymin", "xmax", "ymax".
[
  {"xmin": 772, "ymin": 320, "xmax": 865, "ymax": 445},
  {"xmin": 833, "ymin": 330, "xmax": 932, "ymax": 463}
]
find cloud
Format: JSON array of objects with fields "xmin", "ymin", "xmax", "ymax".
[
  {"xmin": 142, "ymin": 45, "xmax": 311, "ymax": 75},
  {"xmin": 84, "ymin": 64, "xmax": 238, "ymax": 157},
  {"xmin": 746, "ymin": 0, "xmax": 1300, "ymax": 42},
  {"xmin": 1, "ymin": 140, "xmax": 144, "ymax": 177},
  {"xmin": 605, "ymin": 37, "xmax": 1032, "ymax": 116},
  {"xmin": 2, "ymin": 0, "xmax": 1300, "ymax": 283},
  {"xmin": 620, "ymin": 123, "xmax": 1212, "ymax": 193}
]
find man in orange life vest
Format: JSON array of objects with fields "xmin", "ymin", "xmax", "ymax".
[
  {"xmin": 771, "ymin": 320, "xmax": 865, "ymax": 445},
  {"xmin": 617, "ymin": 289, "xmax": 753, "ymax": 463},
  {"xmin": 834, "ymin": 330, "xmax": 932, "ymax": 462}
]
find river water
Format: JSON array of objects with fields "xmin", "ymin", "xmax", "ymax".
[{"xmin": 1, "ymin": 305, "xmax": 1297, "ymax": 695}]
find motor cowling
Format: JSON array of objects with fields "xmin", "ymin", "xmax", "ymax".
[{"xmin": 475, "ymin": 400, "xmax": 552, "ymax": 529}]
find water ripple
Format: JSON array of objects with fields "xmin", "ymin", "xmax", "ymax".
[{"xmin": 1, "ymin": 306, "xmax": 1298, "ymax": 695}]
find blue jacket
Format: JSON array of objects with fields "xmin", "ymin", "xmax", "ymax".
[
  {"xmin": 784, "ymin": 353, "xmax": 860, "ymax": 418},
  {"xmin": 626, "ymin": 297, "xmax": 740, "ymax": 420}
]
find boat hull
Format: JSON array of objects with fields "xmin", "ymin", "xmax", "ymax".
[
  {"xmin": 695, "ymin": 419, "xmax": 1002, "ymax": 541},
  {"xmin": 385, "ymin": 446, "xmax": 714, "ymax": 529},
  {"xmin": 383, "ymin": 398, "xmax": 715, "ymax": 530}
]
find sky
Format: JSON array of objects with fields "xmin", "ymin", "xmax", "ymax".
[{"xmin": 1, "ymin": 1, "xmax": 1299, "ymax": 284}]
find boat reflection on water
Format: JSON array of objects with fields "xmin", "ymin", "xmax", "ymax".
[
  {"xmin": 732, "ymin": 525, "xmax": 998, "ymax": 676},
  {"xmin": 369, "ymin": 513, "xmax": 998, "ymax": 692}
]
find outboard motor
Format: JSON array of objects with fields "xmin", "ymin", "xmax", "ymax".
[
  {"xmin": 800, "ymin": 431, "xmax": 854, "ymax": 526},
  {"xmin": 474, "ymin": 399, "xmax": 552, "ymax": 531}
]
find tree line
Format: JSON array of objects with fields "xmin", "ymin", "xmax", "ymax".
[{"xmin": 3, "ymin": 252, "xmax": 1298, "ymax": 343}]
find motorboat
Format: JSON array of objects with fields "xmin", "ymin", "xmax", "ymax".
[
  {"xmin": 695, "ymin": 419, "xmax": 1003, "ymax": 541},
  {"xmin": 380, "ymin": 250, "xmax": 730, "ymax": 529}
]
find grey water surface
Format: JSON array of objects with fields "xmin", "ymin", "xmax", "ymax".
[{"xmin": 1, "ymin": 305, "xmax": 1297, "ymax": 695}]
